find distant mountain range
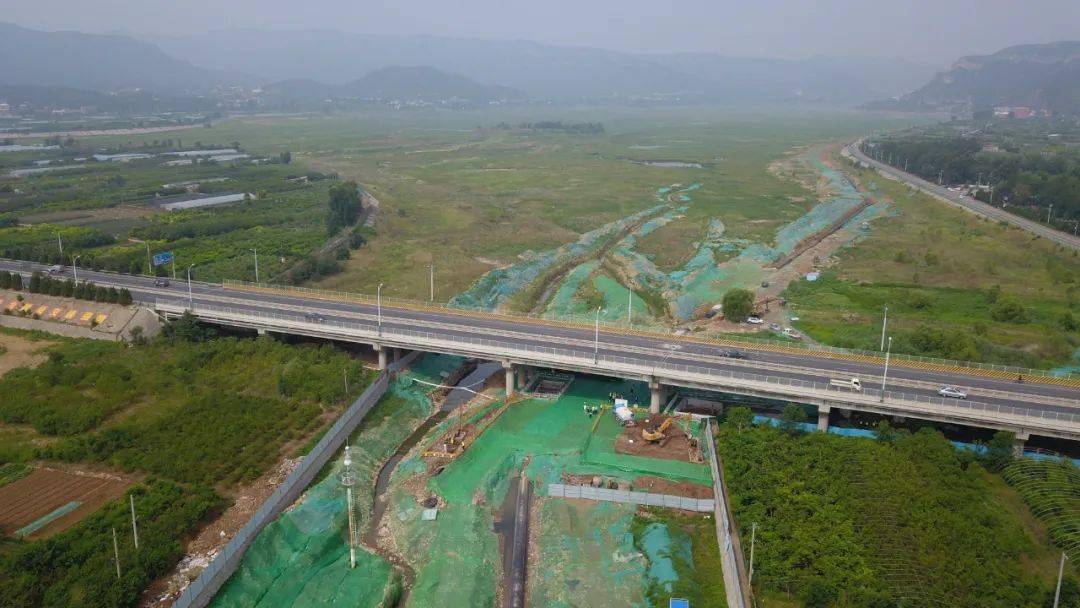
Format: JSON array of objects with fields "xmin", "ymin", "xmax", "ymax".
[
  {"xmin": 867, "ymin": 41, "xmax": 1080, "ymax": 115},
  {"xmin": 0, "ymin": 23, "xmax": 231, "ymax": 93},
  {"xmin": 263, "ymin": 66, "xmax": 522, "ymax": 104},
  {"xmin": 0, "ymin": 22, "xmax": 938, "ymax": 106},
  {"xmin": 153, "ymin": 28, "xmax": 935, "ymax": 103}
]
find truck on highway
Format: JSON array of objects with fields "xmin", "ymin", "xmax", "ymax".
[{"xmin": 829, "ymin": 377, "xmax": 862, "ymax": 391}]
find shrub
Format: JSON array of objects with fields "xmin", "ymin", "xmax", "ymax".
[{"xmin": 721, "ymin": 288, "xmax": 755, "ymax": 322}]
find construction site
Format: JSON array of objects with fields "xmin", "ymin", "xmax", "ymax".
[{"xmin": 210, "ymin": 354, "xmax": 729, "ymax": 608}]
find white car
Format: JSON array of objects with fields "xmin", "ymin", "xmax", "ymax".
[
  {"xmin": 747, "ymin": 316, "xmax": 764, "ymax": 325},
  {"xmin": 938, "ymin": 386, "xmax": 967, "ymax": 399}
]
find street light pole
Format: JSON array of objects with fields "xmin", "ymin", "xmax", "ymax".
[
  {"xmin": 186, "ymin": 264, "xmax": 195, "ymax": 309},
  {"xmin": 57, "ymin": 235, "xmax": 63, "ymax": 259},
  {"xmin": 429, "ymin": 263, "xmax": 434, "ymax": 302},
  {"xmin": 145, "ymin": 242, "xmax": 152, "ymax": 275},
  {"xmin": 627, "ymin": 288, "xmax": 632, "ymax": 325},
  {"xmin": 880, "ymin": 336, "xmax": 892, "ymax": 403},
  {"xmin": 377, "ymin": 283, "xmax": 384, "ymax": 335},
  {"xmin": 593, "ymin": 306, "xmax": 601, "ymax": 364},
  {"xmin": 880, "ymin": 305, "xmax": 888, "ymax": 351},
  {"xmin": 72, "ymin": 255, "xmax": 81, "ymax": 282},
  {"xmin": 251, "ymin": 248, "xmax": 259, "ymax": 283}
]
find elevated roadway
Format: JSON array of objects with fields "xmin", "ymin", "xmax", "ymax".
[{"xmin": 2, "ymin": 258, "xmax": 1078, "ymax": 444}]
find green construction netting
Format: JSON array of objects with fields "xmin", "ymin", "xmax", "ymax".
[
  {"xmin": 210, "ymin": 354, "xmax": 463, "ymax": 608},
  {"xmin": 380, "ymin": 375, "xmax": 713, "ymax": 606},
  {"xmin": 530, "ymin": 499, "xmax": 648, "ymax": 607},
  {"xmin": 212, "ymin": 362, "xmax": 714, "ymax": 608}
]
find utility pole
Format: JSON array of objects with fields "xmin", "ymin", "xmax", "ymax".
[
  {"xmin": 627, "ymin": 288, "xmax": 632, "ymax": 325},
  {"xmin": 1053, "ymin": 552, "xmax": 1068, "ymax": 608},
  {"xmin": 72, "ymin": 255, "xmax": 81, "ymax": 282},
  {"xmin": 340, "ymin": 446, "xmax": 358, "ymax": 569},
  {"xmin": 938, "ymin": 170, "xmax": 943, "ymax": 185},
  {"xmin": 748, "ymin": 522, "xmax": 757, "ymax": 584},
  {"xmin": 57, "ymin": 235, "xmax": 63, "ymax": 259},
  {"xmin": 880, "ymin": 336, "xmax": 892, "ymax": 403},
  {"xmin": 130, "ymin": 495, "xmax": 139, "ymax": 551},
  {"xmin": 145, "ymin": 242, "xmax": 152, "ymax": 275},
  {"xmin": 172, "ymin": 258, "xmax": 176, "ymax": 280},
  {"xmin": 112, "ymin": 528, "xmax": 122, "ymax": 580},
  {"xmin": 1048, "ymin": 204, "xmax": 1054, "ymax": 224},
  {"xmin": 251, "ymin": 248, "xmax": 259, "ymax": 283},
  {"xmin": 344, "ymin": 367, "xmax": 349, "ymax": 396}
]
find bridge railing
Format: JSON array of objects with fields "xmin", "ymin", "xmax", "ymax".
[
  {"xmin": 156, "ymin": 300, "xmax": 1080, "ymax": 433},
  {"xmin": 221, "ymin": 279, "xmax": 1079, "ymax": 383}
]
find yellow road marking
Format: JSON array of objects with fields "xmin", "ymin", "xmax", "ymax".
[
  {"xmin": 80, "ymin": 312, "xmax": 93, "ymax": 322},
  {"xmin": 94, "ymin": 314, "xmax": 108, "ymax": 325},
  {"xmin": 64, "ymin": 310, "xmax": 77, "ymax": 320}
]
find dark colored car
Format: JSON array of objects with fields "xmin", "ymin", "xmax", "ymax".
[
  {"xmin": 154, "ymin": 278, "xmax": 170, "ymax": 287},
  {"xmin": 722, "ymin": 349, "xmax": 747, "ymax": 360}
]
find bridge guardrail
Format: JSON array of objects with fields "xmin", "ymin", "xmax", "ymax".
[
  {"xmin": 156, "ymin": 300, "xmax": 1080, "ymax": 434},
  {"xmin": 221, "ymin": 279, "xmax": 1079, "ymax": 384}
]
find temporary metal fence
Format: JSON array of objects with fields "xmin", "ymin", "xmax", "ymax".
[
  {"xmin": 155, "ymin": 300, "xmax": 1080, "ymax": 437},
  {"xmin": 705, "ymin": 418, "xmax": 752, "ymax": 608},
  {"xmin": 172, "ymin": 369, "xmax": 393, "ymax": 608},
  {"xmin": 222, "ymin": 279, "xmax": 1079, "ymax": 382},
  {"xmin": 546, "ymin": 483, "xmax": 714, "ymax": 512}
]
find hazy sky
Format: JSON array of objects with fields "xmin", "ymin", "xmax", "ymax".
[{"xmin": 6, "ymin": 0, "xmax": 1080, "ymax": 63}]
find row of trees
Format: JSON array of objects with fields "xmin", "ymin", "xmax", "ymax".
[
  {"xmin": 868, "ymin": 136, "xmax": 1080, "ymax": 220},
  {"xmin": 496, "ymin": 120, "xmax": 605, "ymax": 134},
  {"xmin": 0, "ymin": 270, "xmax": 132, "ymax": 305}
]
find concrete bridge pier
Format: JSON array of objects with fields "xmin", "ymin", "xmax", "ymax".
[
  {"xmin": 516, "ymin": 365, "xmax": 528, "ymax": 391},
  {"xmin": 817, "ymin": 405, "xmax": 831, "ymax": 432},
  {"xmin": 504, "ymin": 362, "xmax": 516, "ymax": 397},
  {"xmin": 257, "ymin": 328, "xmax": 268, "ymax": 336},
  {"xmin": 374, "ymin": 344, "xmax": 388, "ymax": 370},
  {"xmin": 649, "ymin": 378, "xmax": 663, "ymax": 414},
  {"xmin": 1014, "ymin": 429, "xmax": 1030, "ymax": 457}
]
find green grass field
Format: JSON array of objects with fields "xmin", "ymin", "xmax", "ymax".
[{"xmin": 784, "ymin": 151, "xmax": 1080, "ymax": 367}]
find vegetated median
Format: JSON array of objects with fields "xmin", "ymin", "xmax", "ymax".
[{"xmin": 0, "ymin": 313, "xmax": 377, "ymax": 607}]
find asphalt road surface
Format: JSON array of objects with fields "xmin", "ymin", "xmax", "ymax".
[{"xmin": 2, "ymin": 259, "xmax": 1077, "ymax": 422}]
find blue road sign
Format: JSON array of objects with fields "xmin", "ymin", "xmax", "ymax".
[
  {"xmin": 152, "ymin": 251, "xmax": 174, "ymax": 266},
  {"xmin": 669, "ymin": 600, "xmax": 689, "ymax": 608}
]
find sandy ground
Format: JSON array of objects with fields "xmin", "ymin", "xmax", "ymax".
[
  {"xmin": 0, "ymin": 333, "xmax": 53, "ymax": 377},
  {"xmin": 614, "ymin": 414, "xmax": 699, "ymax": 463}
]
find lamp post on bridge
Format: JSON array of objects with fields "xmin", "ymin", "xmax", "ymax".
[
  {"xmin": 593, "ymin": 306, "xmax": 602, "ymax": 364},
  {"xmin": 186, "ymin": 264, "xmax": 196, "ymax": 309},
  {"xmin": 377, "ymin": 283, "xmax": 384, "ymax": 336},
  {"xmin": 880, "ymin": 305, "xmax": 888, "ymax": 351},
  {"xmin": 880, "ymin": 335, "xmax": 892, "ymax": 403}
]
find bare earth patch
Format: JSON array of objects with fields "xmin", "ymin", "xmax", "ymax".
[{"xmin": 0, "ymin": 333, "xmax": 54, "ymax": 378}]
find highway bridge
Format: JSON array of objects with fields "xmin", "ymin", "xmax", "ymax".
[{"xmin": 2, "ymin": 258, "xmax": 1079, "ymax": 448}]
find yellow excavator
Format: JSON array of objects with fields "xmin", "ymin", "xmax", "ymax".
[{"xmin": 641, "ymin": 415, "xmax": 680, "ymax": 443}]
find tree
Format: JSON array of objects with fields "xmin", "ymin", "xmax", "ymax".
[
  {"xmin": 780, "ymin": 403, "xmax": 807, "ymax": 434},
  {"xmin": 722, "ymin": 288, "xmax": 755, "ymax": 323},
  {"xmin": 984, "ymin": 430, "xmax": 1016, "ymax": 472},
  {"xmin": 874, "ymin": 420, "xmax": 897, "ymax": 442},
  {"xmin": 280, "ymin": 151, "xmax": 292, "ymax": 164},
  {"xmin": 725, "ymin": 406, "xmax": 754, "ymax": 431},
  {"xmin": 118, "ymin": 288, "xmax": 133, "ymax": 306},
  {"xmin": 326, "ymin": 181, "xmax": 361, "ymax": 235}
]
